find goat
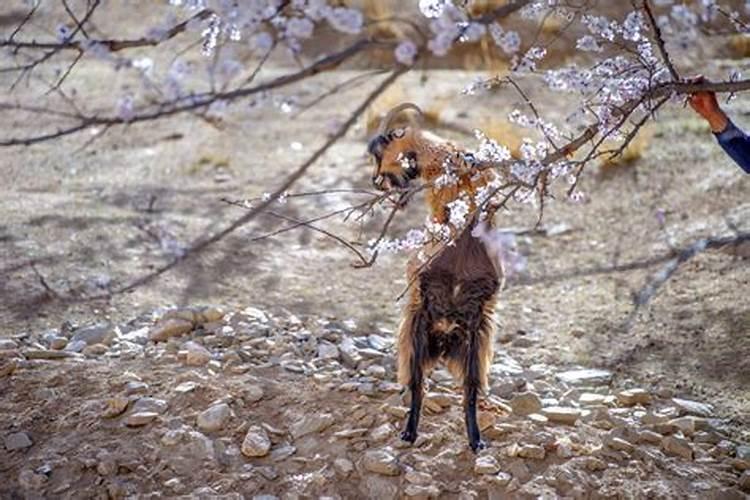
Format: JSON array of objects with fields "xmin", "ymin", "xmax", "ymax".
[{"xmin": 367, "ymin": 103, "xmax": 504, "ymax": 452}]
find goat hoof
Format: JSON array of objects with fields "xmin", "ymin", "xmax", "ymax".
[
  {"xmin": 400, "ymin": 429, "xmax": 417, "ymax": 443},
  {"xmin": 470, "ymin": 439, "xmax": 486, "ymax": 453}
]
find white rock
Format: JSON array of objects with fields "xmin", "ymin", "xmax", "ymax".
[
  {"xmin": 474, "ymin": 455, "xmax": 500, "ymax": 474},
  {"xmin": 617, "ymin": 388, "xmax": 651, "ymax": 406},
  {"xmin": 334, "ymin": 458, "xmax": 354, "ymax": 476},
  {"xmin": 363, "ymin": 449, "xmax": 400, "ymax": 476},
  {"xmin": 125, "ymin": 412, "xmax": 158, "ymax": 427},
  {"xmin": 4, "ymin": 432, "xmax": 32, "ymax": 450},
  {"xmin": 542, "ymin": 406, "xmax": 581, "ymax": 425},
  {"xmin": 317, "ymin": 342, "xmax": 340, "ymax": 360},
  {"xmin": 241, "ymin": 426, "xmax": 271, "ymax": 457},
  {"xmin": 556, "ymin": 369, "xmax": 612, "ymax": 386},
  {"xmin": 290, "ymin": 413, "xmax": 335, "ymax": 439},
  {"xmin": 183, "ymin": 341, "xmax": 211, "ymax": 366},
  {"xmin": 672, "ymin": 398, "xmax": 713, "ymax": 417},
  {"xmin": 511, "ymin": 392, "xmax": 542, "ymax": 416},
  {"xmin": 197, "ymin": 403, "xmax": 232, "ymax": 432}
]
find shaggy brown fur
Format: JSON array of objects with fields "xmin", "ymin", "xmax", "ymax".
[{"xmin": 368, "ymin": 103, "xmax": 503, "ymax": 452}]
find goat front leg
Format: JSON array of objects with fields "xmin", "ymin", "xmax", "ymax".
[{"xmin": 399, "ymin": 307, "xmax": 429, "ymax": 444}]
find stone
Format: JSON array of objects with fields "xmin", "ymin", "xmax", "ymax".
[
  {"xmin": 739, "ymin": 471, "xmax": 750, "ymax": 492},
  {"xmin": 182, "ymin": 341, "xmax": 211, "ymax": 366},
  {"xmin": 363, "ymin": 449, "xmax": 400, "ymax": 476},
  {"xmin": 366, "ymin": 364, "xmax": 387, "ymax": 378},
  {"xmin": 196, "ymin": 306, "xmax": 225, "ymax": 324},
  {"xmin": 405, "ymin": 470, "xmax": 432, "ymax": 486},
  {"xmin": 671, "ymin": 398, "xmax": 713, "ymax": 417},
  {"xmin": 661, "ymin": 435, "xmax": 693, "ymax": 460},
  {"xmin": 360, "ymin": 475, "xmax": 398, "ymax": 500},
  {"xmin": 244, "ymin": 385, "xmax": 264, "ymax": 403},
  {"xmin": 290, "ymin": 413, "xmax": 335, "ymax": 439},
  {"xmin": 102, "ymin": 397, "xmax": 130, "ymax": 418},
  {"xmin": 404, "ymin": 484, "xmax": 440, "ymax": 498},
  {"xmin": 64, "ymin": 340, "xmax": 87, "ymax": 353},
  {"xmin": 0, "ymin": 361, "xmax": 17, "ymax": 378},
  {"xmin": 339, "ymin": 337, "xmax": 363, "ymax": 368},
  {"xmin": 149, "ymin": 318, "xmax": 193, "ymax": 342},
  {"xmin": 371, "ymin": 423, "xmax": 393, "ymax": 442},
  {"xmin": 49, "ymin": 337, "xmax": 68, "ymax": 350},
  {"xmin": 4, "ymin": 432, "xmax": 32, "ymax": 451},
  {"xmin": 368, "ymin": 334, "xmax": 393, "ymax": 351},
  {"xmin": 478, "ymin": 411, "xmax": 496, "ymax": 431},
  {"xmin": 606, "ymin": 436, "xmax": 635, "ymax": 453},
  {"xmin": 124, "ymin": 381, "xmax": 149, "ymax": 395},
  {"xmin": 518, "ymin": 444, "xmax": 546, "ymax": 460},
  {"xmin": 579, "ymin": 393, "xmax": 608, "ymax": 405},
  {"xmin": 541, "ymin": 406, "xmax": 581, "ymax": 425},
  {"xmin": 493, "ymin": 471, "xmax": 513, "ymax": 487},
  {"xmin": 474, "ymin": 455, "xmax": 501, "ymax": 474},
  {"xmin": 83, "ymin": 343, "xmax": 108, "ymax": 356},
  {"xmin": 638, "ymin": 429, "xmax": 663, "ymax": 445},
  {"xmin": 132, "ymin": 397, "xmax": 168, "ymax": 414},
  {"xmin": 317, "ymin": 342, "xmax": 340, "ymax": 360},
  {"xmin": 18, "ymin": 469, "xmax": 47, "ymax": 490},
  {"xmin": 511, "ymin": 392, "xmax": 542, "ymax": 416},
  {"xmin": 333, "ymin": 458, "xmax": 354, "ymax": 476},
  {"xmin": 197, "ymin": 403, "xmax": 232, "ymax": 432},
  {"xmin": 669, "ymin": 416, "xmax": 698, "ymax": 436},
  {"xmin": 71, "ymin": 324, "xmax": 115, "ymax": 346},
  {"xmin": 616, "ymin": 388, "xmax": 651, "ymax": 406},
  {"xmin": 556, "ymin": 369, "xmax": 612, "ymax": 386},
  {"xmin": 241, "ymin": 426, "xmax": 271, "ymax": 457},
  {"xmin": 23, "ymin": 349, "xmax": 78, "ymax": 360},
  {"xmin": 0, "ymin": 339, "xmax": 18, "ymax": 350},
  {"xmin": 125, "ymin": 412, "xmax": 158, "ymax": 427},
  {"xmin": 735, "ymin": 445, "xmax": 750, "ymax": 460}
]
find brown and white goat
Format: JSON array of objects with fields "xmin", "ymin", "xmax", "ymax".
[{"xmin": 367, "ymin": 103, "xmax": 503, "ymax": 452}]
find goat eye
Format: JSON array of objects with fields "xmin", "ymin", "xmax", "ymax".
[{"xmin": 392, "ymin": 128, "xmax": 405, "ymax": 138}]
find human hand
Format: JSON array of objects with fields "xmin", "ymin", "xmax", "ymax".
[{"xmin": 687, "ymin": 75, "xmax": 728, "ymax": 132}]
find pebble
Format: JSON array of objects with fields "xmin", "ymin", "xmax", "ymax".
[
  {"xmin": 638, "ymin": 429, "xmax": 663, "ymax": 445},
  {"xmin": 71, "ymin": 324, "xmax": 115, "ymax": 346},
  {"xmin": 616, "ymin": 388, "xmax": 651, "ymax": 406},
  {"xmin": 333, "ymin": 458, "xmax": 354, "ymax": 476},
  {"xmin": 556, "ymin": 369, "xmax": 612, "ymax": 386},
  {"xmin": 493, "ymin": 471, "xmax": 513, "ymax": 487},
  {"xmin": 64, "ymin": 340, "xmax": 87, "ymax": 353},
  {"xmin": 241, "ymin": 426, "xmax": 271, "ymax": 457},
  {"xmin": 290, "ymin": 413, "xmax": 335, "ymax": 439},
  {"xmin": 0, "ymin": 339, "xmax": 18, "ymax": 350},
  {"xmin": 405, "ymin": 470, "xmax": 432, "ymax": 486},
  {"xmin": 518, "ymin": 444, "xmax": 546, "ymax": 460},
  {"xmin": 244, "ymin": 385, "xmax": 264, "ymax": 403},
  {"xmin": 132, "ymin": 397, "xmax": 168, "ymax": 414},
  {"xmin": 371, "ymin": 423, "xmax": 393, "ymax": 442},
  {"xmin": 511, "ymin": 392, "xmax": 542, "ymax": 416},
  {"xmin": 182, "ymin": 341, "xmax": 211, "ymax": 366},
  {"xmin": 317, "ymin": 342, "xmax": 340, "ymax": 360},
  {"xmin": 404, "ymin": 484, "xmax": 440, "ymax": 498},
  {"xmin": 197, "ymin": 403, "xmax": 232, "ymax": 432},
  {"xmin": 739, "ymin": 471, "xmax": 750, "ymax": 492},
  {"xmin": 541, "ymin": 406, "xmax": 581, "ymax": 425},
  {"xmin": 83, "ymin": 343, "xmax": 108, "ymax": 356},
  {"xmin": 339, "ymin": 338, "xmax": 363, "ymax": 368},
  {"xmin": 18, "ymin": 469, "xmax": 47, "ymax": 490},
  {"xmin": 4, "ymin": 432, "xmax": 32, "ymax": 451},
  {"xmin": 49, "ymin": 337, "xmax": 68, "ymax": 350},
  {"xmin": 363, "ymin": 449, "xmax": 400, "ymax": 476},
  {"xmin": 124, "ymin": 412, "xmax": 158, "ymax": 427},
  {"xmin": 661, "ymin": 435, "xmax": 694, "ymax": 460},
  {"xmin": 606, "ymin": 436, "xmax": 635, "ymax": 453},
  {"xmin": 23, "ymin": 349, "xmax": 78, "ymax": 360},
  {"xmin": 474, "ymin": 455, "xmax": 501, "ymax": 474},
  {"xmin": 149, "ymin": 318, "xmax": 194, "ymax": 342},
  {"xmin": 672, "ymin": 398, "xmax": 713, "ymax": 417}
]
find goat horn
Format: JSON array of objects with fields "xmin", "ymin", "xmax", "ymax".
[{"xmin": 377, "ymin": 102, "xmax": 423, "ymax": 135}]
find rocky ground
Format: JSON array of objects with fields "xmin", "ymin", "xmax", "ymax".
[
  {"xmin": 1, "ymin": 304, "xmax": 749, "ymax": 499},
  {"xmin": 2, "ymin": 9, "xmax": 750, "ymax": 496}
]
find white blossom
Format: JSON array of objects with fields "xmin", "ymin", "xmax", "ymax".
[{"xmin": 394, "ymin": 40, "xmax": 418, "ymax": 65}]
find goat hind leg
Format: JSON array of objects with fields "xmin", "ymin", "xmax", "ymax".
[
  {"xmin": 400, "ymin": 309, "xmax": 428, "ymax": 443},
  {"xmin": 463, "ymin": 329, "xmax": 485, "ymax": 452}
]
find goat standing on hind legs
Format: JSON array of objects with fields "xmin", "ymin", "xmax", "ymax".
[{"xmin": 367, "ymin": 103, "xmax": 505, "ymax": 452}]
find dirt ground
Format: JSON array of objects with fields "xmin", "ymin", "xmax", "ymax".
[{"xmin": 1, "ymin": 14, "xmax": 749, "ymax": 498}]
